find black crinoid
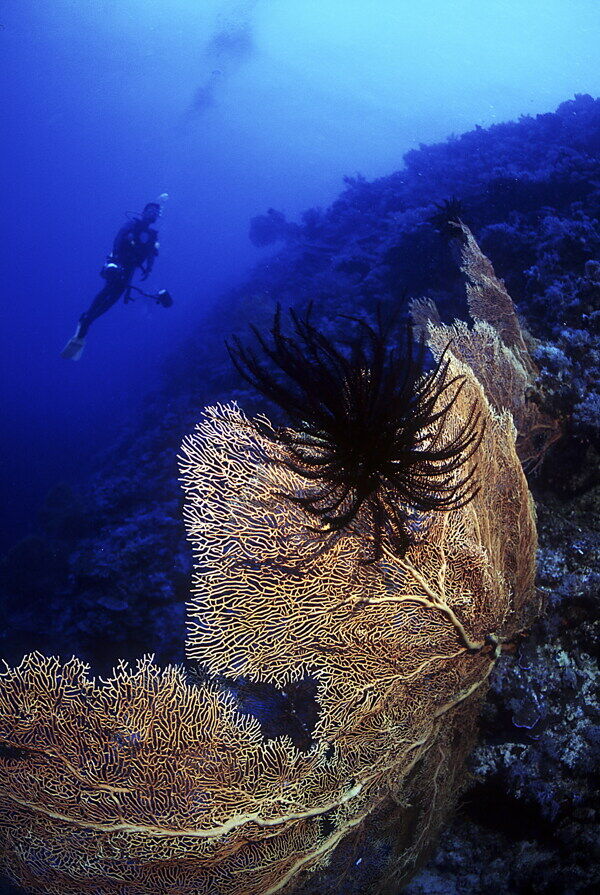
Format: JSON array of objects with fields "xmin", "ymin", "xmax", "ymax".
[
  {"xmin": 227, "ymin": 304, "xmax": 483, "ymax": 562},
  {"xmin": 427, "ymin": 196, "xmax": 467, "ymax": 241}
]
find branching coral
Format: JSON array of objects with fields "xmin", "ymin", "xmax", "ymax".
[{"xmin": 0, "ymin": 230, "xmax": 543, "ymax": 895}]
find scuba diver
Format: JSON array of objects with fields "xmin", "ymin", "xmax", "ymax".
[{"xmin": 61, "ymin": 199, "xmax": 173, "ymax": 360}]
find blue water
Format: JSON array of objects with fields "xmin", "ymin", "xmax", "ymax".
[{"xmin": 1, "ymin": 0, "xmax": 599, "ymax": 551}]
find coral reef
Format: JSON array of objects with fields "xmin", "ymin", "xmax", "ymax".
[
  {"xmin": 1, "ymin": 95, "xmax": 599, "ymax": 892},
  {"xmin": 0, "ymin": 234, "xmax": 540, "ymax": 892}
]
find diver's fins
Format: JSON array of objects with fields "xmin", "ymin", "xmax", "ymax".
[{"xmin": 61, "ymin": 335, "xmax": 86, "ymax": 360}]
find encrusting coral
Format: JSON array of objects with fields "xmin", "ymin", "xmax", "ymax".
[{"xmin": 0, "ymin": 227, "xmax": 544, "ymax": 894}]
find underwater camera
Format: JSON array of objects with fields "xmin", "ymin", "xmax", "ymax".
[
  {"xmin": 100, "ymin": 257, "xmax": 125, "ymax": 280},
  {"xmin": 155, "ymin": 289, "xmax": 173, "ymax": 308}
]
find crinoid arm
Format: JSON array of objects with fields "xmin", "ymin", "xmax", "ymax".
[
  {"xmin": 227, "ymin": 305, "xmax": 484, "ymax": 560},
  {"xmin": 427, "ymin": 196, "xmax": 467, "ymax": 240}
]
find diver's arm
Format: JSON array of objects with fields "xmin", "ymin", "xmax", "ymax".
[
  {"xmin": 139, "ymin": 238, "xmax": 159, "ymax": 280},
  {"xmin": 113, "ymin": 223, "xmax": 134, "ymax": 256}
]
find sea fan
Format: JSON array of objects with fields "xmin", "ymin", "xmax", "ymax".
[{"xmin": 227, "ymin": 305, "xmax": 483, "ymax": 559}]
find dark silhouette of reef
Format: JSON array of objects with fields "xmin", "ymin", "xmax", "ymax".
[{"xmin": 1, "ymin": 94, "xmax": 599, "ymax": 894}]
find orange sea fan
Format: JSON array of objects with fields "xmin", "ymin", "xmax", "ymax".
[{"xmin": 0, "ymin": 228, "xmax": 543, "ymax": 895}]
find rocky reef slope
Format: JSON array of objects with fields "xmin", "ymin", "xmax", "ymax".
[{"xmin": 1, "ymin": 95, "xmax": 599, "ymax": 894}]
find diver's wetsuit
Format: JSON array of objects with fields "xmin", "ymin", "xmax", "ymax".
[{"xmin": 78, "ymin": 218, "xmax": 159, "ymax": 338}]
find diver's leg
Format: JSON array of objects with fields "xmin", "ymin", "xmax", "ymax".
[{"xmin": 78, "ymin": 282, "xmax": 126, "ymax": 337}]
